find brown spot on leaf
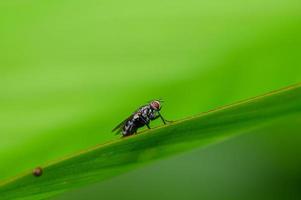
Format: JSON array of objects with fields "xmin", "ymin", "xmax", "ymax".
[{"xmin": 33, "ymin": 167, "xmax": 43, "ymax": 177}]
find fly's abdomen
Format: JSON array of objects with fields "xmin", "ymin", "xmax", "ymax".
[{"xmin": 122, "ymin": 119, "xmax": 134, "ymax": 135}]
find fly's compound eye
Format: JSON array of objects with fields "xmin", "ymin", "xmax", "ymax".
[{"xmin": 150, "ymin": 100, "xmax": 161, "ymax": 110}]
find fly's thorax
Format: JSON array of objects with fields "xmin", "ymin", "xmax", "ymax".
[
  {"xmin": 138, "ymin": 106, "xmax": 149, "ymax": 116},
  {"xmin": 133, "ymin": 113, "xmax": 140, "ymax": 120}
]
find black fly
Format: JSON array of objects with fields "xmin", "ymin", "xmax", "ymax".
[{"xmin": 112, "ymin": 100, "xmax": 167, "ymax": 137}]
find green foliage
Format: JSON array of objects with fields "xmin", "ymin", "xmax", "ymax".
[
  {"xmin": 0, "ymin": 0, "xmax": 301, "ymax": 199},
  {"xmin": 1, "ymin": 84, "xmax": 300, "ymax": 199}
]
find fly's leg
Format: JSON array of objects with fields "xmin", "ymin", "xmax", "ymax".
[
  {"xmin": 131, "ymin": 126, "xmax": 138, "ymax": 135},
  {"xmin": 152, "ymin": 115, "xmax": 165, "ymax": 124},
  {"xmin": 157, "ymin": 111, "xmax": 166, "ymax": 124},
  {"xmin": 155, "ymin": 112, "xmax": 174, "ymax": 124},
  {"xmin": 140, "ymin": 116, "xmax": 151, "ymax": 129}
]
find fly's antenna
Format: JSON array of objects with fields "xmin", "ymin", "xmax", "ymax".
[
  {"xmin": 157, "ymin": 98, "xmax": 164, "ymax": 103},
  {"xmin": 147, "ymin": 98, "xmax": 164, "ymax": 103}
]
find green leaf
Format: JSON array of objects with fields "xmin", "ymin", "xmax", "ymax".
[{"xmin": 1, "ymin": 83, "xmax": 301, "ymax": 200}]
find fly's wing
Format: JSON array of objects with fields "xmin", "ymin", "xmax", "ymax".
[{"xmin": 112, "ymin": 114, "xmax": 134, "ymax": 134}]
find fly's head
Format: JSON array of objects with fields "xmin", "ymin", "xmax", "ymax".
[{"xmin": 150, "ymin": 100, "xmax": 162, "ymax": 111}]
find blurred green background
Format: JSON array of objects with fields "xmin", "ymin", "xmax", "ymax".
[{"xmin": 0, "ymin": 0, "xmax": 301, "ymax": 199}]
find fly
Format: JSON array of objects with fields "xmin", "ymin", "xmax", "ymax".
[{"xmin": 112, "ymin": 100, "xmax": 168, "ymax": 137}]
